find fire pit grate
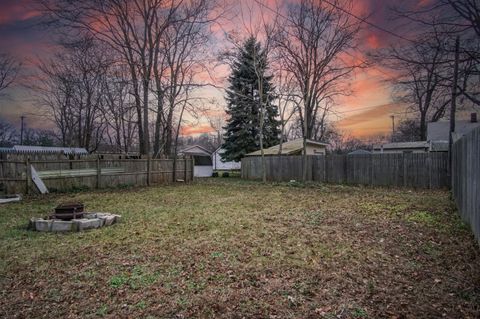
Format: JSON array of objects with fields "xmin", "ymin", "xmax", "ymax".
[{"xmin": 51, "ymin": 202, "xmax": 85, "ymax": 220}]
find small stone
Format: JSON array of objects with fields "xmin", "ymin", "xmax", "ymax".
[
  {"xmin": 28, "ymin": 218, "xmax": 38, "ymax": 230},
  {"xmin": 35, "ymin": 219, "xmax": 53, "ymax": 232},
  {"xmin": 73, "ymin": 218, "xmax": 102, "ymax": 231},
  {"xmin": 51, "ymin": 220, "xmax": 74, "ymax": 232},
  {"xmin": 112, "ymin": 214, "xmax": 122, "ymax": 223},
  {"xmin": 103, "ymin": 215, "xmax": 116, "ymax": 226}
]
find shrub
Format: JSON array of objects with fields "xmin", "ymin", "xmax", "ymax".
[
  {"xmin": 212, "ymin": 172, "xmax": 219, "ymax": 177},
  {"xmin": 222, "ymin": 172, "xmax": 230, "ymax": 178}
]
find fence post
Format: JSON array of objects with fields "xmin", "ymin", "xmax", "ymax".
[
  {"xmin": 191, "ymin": 156, "xmax": 195, "ymax": 181},
  {"xmin": 324, "ymin": 156, "xmax": 328, "ymax": 183},
  {"xmin": 25, "ymin": 158, "xmax": 31, "ymax": 195},
  {"xmin": 427, "ymin": 154, "xmax": 432, "ymax": 189},
  {"xmin": 184, "ymin": 157, "xmax": 187, "ymax": 182},
  {"xmin": 370, "ymin": 155, "xmax": 374, "ymax": 185},
  {"xmin": 403, "ymin": 153, "xmax": 407, "ymax": 187},
  {"xmin": 96, "ymin": 157, "xmax": 101, "ymax": 189},
  {"xmin": 147, "ymin": 156, "xmax": 151, "ymax": 186}
]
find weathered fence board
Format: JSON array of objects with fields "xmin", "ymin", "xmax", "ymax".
[
  {"xmin": 0, "ymin": 158, "xmax": 193, "ymax": 194},
  {"xmin": 452, "ymin": 127, "xmax": 480, "ymax": 244},
  {"xmin": 242, "ymin": 153, "xmax": 449, "ymax": 189}
]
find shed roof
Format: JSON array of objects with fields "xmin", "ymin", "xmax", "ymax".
[
  {"xmin": 179, "ymin": 145, "xmax": 212, "ymax": 156},
  {"xmin": 373, "ymin": 141, "xmax": 429, "ymax": 150},
  {"xmin": 0, "ymin": 145, "xmax": 88, "ymax": 155},
  {"xmin": 245, "ymin": 138, "xmax": 328, "ymax": 156},
  {"xmin": 348, "ymin": 149, "xmax": 371, "ymax": 155}
]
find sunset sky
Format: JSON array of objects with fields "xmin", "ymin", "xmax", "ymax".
[{"xmin": 0, "ymin": 0, "xmax": 432, "ymax": 139}]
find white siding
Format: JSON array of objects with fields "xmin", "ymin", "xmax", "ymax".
[
  {"xmin": 212, "ymin": 149, "xmax": 241, "ymax": 170},
  {"xmin": 194, "ymin": 165, "xmax": 213, "ymax": 177}
]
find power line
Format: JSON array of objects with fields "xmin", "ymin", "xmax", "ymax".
[
  {"xmin": 254, "ymin": 0, "xmax": 418, "ymax": 45},
  {"xmin": 321, "ymin": 0, "xmax": 418, "ymax": 44}
]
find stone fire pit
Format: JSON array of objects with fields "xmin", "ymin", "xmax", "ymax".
[{"xmin": 29, "ymin": 202, "xmax": 121, "ymax": 232}]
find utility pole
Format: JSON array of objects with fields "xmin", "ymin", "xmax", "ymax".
[
  {"xmin": 448, "ymin": 36, "xmax": 460, "ymax": 188},
  {"xmin": 390, "ymin": 115, "xmax": 395, "ymax": 142},
  {"xmin": 20, "ymin": 115, "xmax": 25, "ymax": 145}
]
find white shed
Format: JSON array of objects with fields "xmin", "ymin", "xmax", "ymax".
[
  {"xmin": 212, "ymin": 147, "xmax": 241, "ymax": 171},
  {"xmin": 179, "ymin": 145, "xmax": 213, "ymax": 177}
]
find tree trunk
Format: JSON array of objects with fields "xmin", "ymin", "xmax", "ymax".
[
  {"xmin": 420, "ymin": 112, "xmax": 427, "ymax": 140},
  {"xmin": 302, "ymin": 100, "xmax": 310, "ymax": 183},
  {"xmin": 260, "ymin": 124, "xmax": 266, "ymax": 183},
  {"xmin": 153, "ymin": 92, "xmax": 163, "ymax": 158},
  {"xmin": 143, "ymin": 80, "xmax": 150, "ymax": 156},
  {"xmin": 172, "ymin": 103, "xmax": 187, "ymax": 182}
]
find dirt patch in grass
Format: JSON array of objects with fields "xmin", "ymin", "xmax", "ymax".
[{"xmin": 1, "ymin": 179, "xmax": 479, "ymax": 318}]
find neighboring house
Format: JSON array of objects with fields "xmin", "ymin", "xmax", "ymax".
[
  {"xmin": 245, "ymin": 138, "xmax": 328, "ymax": 156},
  {"xmin": 373, "ymin": 113, "xmax": 480, "ymax": 154},
  {"xmin": 373, "ymin": 141, "xmax": 430, "ymax": 154},
  {"xmin": 212, "ymin": 147, "xmax": 241, "ymax": 171},
  {"xmin": 179, "ymin": 145, "xmax": 213, "ymax": 177},
  {"xmin": 427, "ymin": 113, "xmax": 480, "ymax": 143}
]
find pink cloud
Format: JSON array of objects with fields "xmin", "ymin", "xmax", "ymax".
[{"xmin": 0, "ymin": 1, "xmax": 41, "ymax": 25}]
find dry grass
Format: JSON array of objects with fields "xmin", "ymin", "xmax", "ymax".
[{"xmin": 0, "ymin": 179, "xmax": 479, "ymax": 318}]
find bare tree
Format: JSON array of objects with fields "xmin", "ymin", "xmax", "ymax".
[
  {"xmin": 102, "ymin": 61, "xmax": 138, "ymax": 153},
  {"xmin": 394, "ymin": 1, "xmax": 480, "ymax": 109},
  {"xmin": 392, "ymin": 119, "xmax": 422, "ymax": 142},
  {"xmin": 0, "ymin": 119, "xmax": 17, "ymax": 147},
  {"xmin": 207, "ymin": 112, "xmax": 226, "ymax": 148},
  {"xmin": 275, "ymin": 69, "xmax": 298, "ymax": 155},
  {"xmin": 156, "ymin": 0, "xmax": 214, "ymax": 158},
  {"xmin": 376, "ymin": 29, "xmax": 452, "ymax": 140},
  {"xmin": 276, "ymin": 0, "xmax": 362, "ymax": 182},
  {"xmin": 35, "ymin": 38, "xmax": 109, "ymax": 151},
  {"xmin": 37, "ymin": 0, "xmax": 183, "ymax": 155},
  {"xmin": 0, "ymin": 53, "xmax": 20, "ymax": 95},
  {"xmin": 443, "ymin": 0, "xmax": 480, "ymax": 37}
]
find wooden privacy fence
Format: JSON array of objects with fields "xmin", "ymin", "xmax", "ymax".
[
  {"xmin": 452, "ymin": 127, "xmax": 480, "ymax": 244},
  {"xmin": 0, "ymin": 157, "xmax": 194, "ymax": 194},
  {"xmin": 242, "ymin": 153, "xmax": 449, "ymax": 189}
]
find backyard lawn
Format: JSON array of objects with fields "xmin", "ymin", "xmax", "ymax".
[{"xmin": 0, "ymin": 179, "xmax": 479, "ymax": 318}]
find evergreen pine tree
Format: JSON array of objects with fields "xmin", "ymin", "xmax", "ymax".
[{"xmin": 221, "ymin": 37, "xmax": 280, "ymax": 162}]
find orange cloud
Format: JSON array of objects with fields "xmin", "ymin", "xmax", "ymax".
[
  {"xmin": 336, "ymin": 102, "xmax": 407, "ymax": 137},
  {"xmin": 180, "ymin": 124, "xmax": 215, "ymax": 136}
]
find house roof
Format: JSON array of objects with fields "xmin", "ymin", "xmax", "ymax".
[
  {"xmin": 213, "ymin": 146, "xmax": 227, "ymax": 155},
  {"xmin": 427, "ymin": 120, "xmax": 480, "ymax": 141},
  {"xmin": 245, "ymin": 138, "xmax": 328, "ymax": 156},
  {"xmin": 179, "ymin": 145, "xmax": 212, "ymax": 156},
  {"xmin": 0, "ymin": 145, "xmax": 88, "ymax": 155},
  {"xmin": 373, "ymin": 141, "xmax": 429, "ymax": 150}
]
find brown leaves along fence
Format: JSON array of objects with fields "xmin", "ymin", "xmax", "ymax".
[{"xmin": 241, "ymin": 153, "xmax": 449, "ymax": 189}]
